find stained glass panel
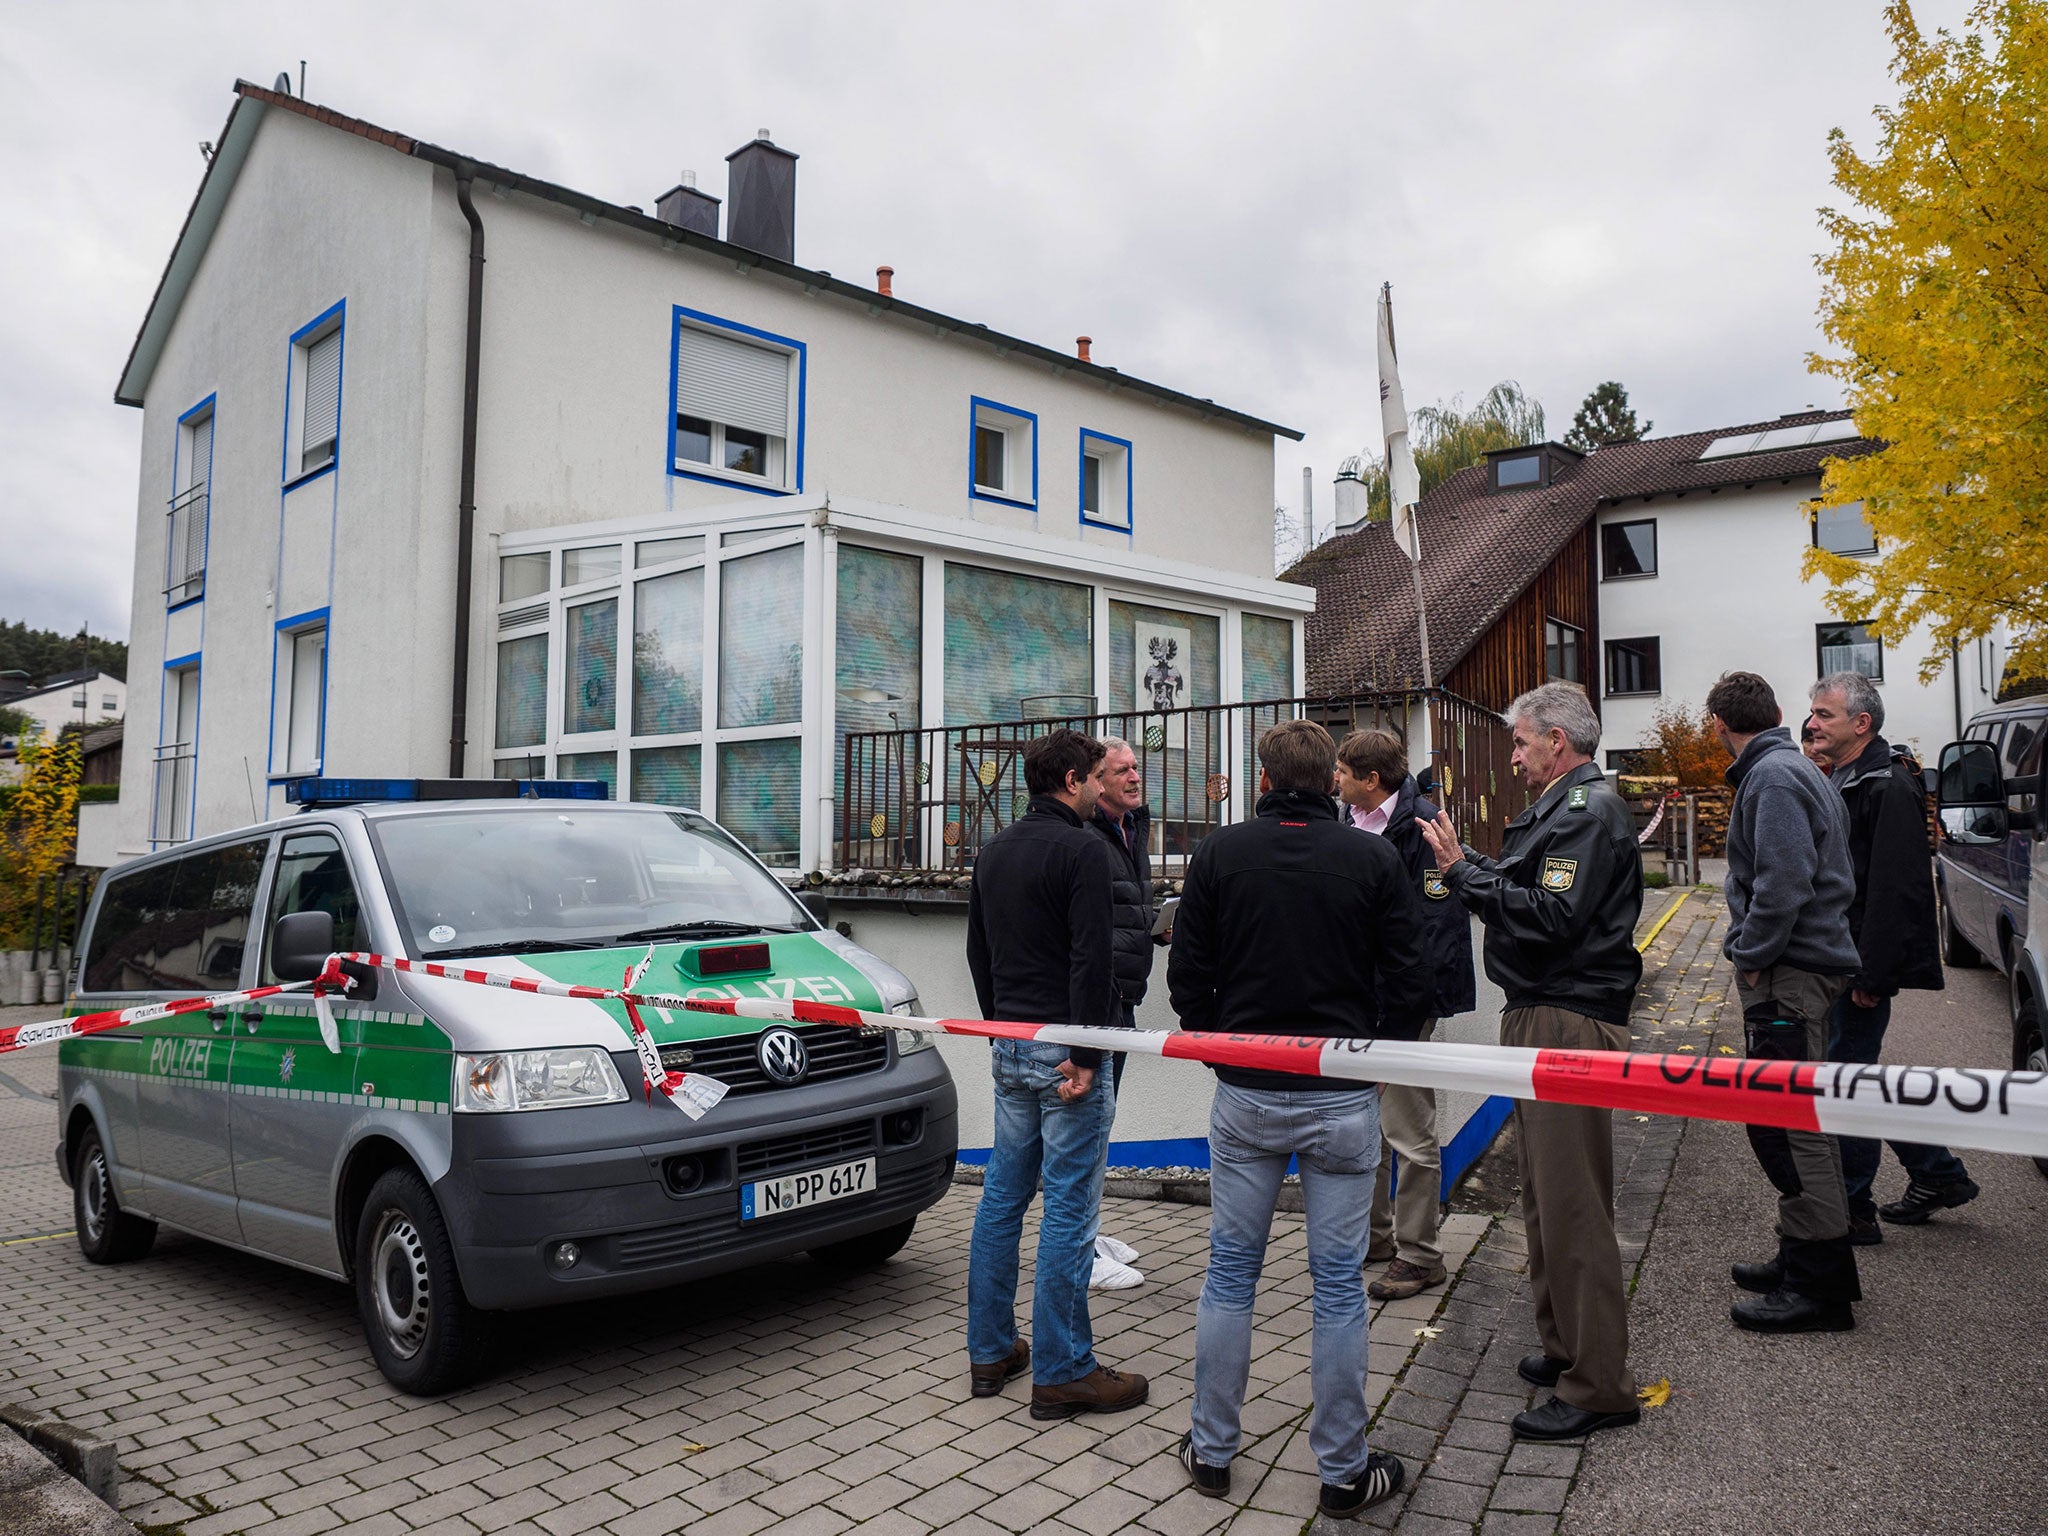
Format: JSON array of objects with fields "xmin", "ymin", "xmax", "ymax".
[
  {"xmin": 943, "ymin": 564, "xmax": 1091, "ymax": 723},
  {"xmin": 718, "ymin": 545, "xmax": 804, "ymax": 728},
  {"xmin": 494, "ymin": 634, "xmax": 547, "ymax": 749},
  {"xmin": 718, "ymin": 738, "xmax": 801, "ymax": 867},
  {"xmin": 634, "ymin": 568, "xmax": 704, "ymax": 735},
  {"xmin": 565, "ymin": 598, "xmax": 617, "ymax": 734}
]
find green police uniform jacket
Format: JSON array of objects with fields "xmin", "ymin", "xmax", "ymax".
[{"xmin": 1443, "ymin": 760, "xmax": 1644, "ymax": 1025}]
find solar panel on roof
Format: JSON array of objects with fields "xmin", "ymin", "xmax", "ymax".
[
  {"xmin": 1697, "ymin": 432, "xmax": 1763, "ymax": 460},
  {"xmin": 1809, "ymin": 418, "xmax": 1861, "ymax": 444},
  {"xmin": 1750, "ymin": 424, "xmax": 1821, "ymax": 452},
  {"xmin": 1695, "ymin": 417, "xmax": 1861, "ymax": 462}
]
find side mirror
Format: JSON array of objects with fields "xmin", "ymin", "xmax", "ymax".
[
  {"xmin": 271, "ymin": 910, "xmax": 333, "ymax": 980},
  {"xmin": 1937, "ymin": 740, "xmax": 2003, "ymax": 807},
  {"xmin": 796, "ymin": 892, "xmax": 830, "ymax": 930}
]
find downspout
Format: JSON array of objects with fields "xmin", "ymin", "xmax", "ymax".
[
  {"xmin": 449, "ymin": 166, "xmax": 486, "ymax": 776},
  {"xmin": 1951, "ymin": 637, "xmax": 1965, "ymax": 738}
]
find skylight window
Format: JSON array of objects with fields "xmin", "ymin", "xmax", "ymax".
[{"xmin": 1697, "ymin": 417, "xmax": 1861, "ymax": 461}]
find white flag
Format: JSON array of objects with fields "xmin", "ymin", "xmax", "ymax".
[{"xmin": 1377, "ymin": 287, "xmax": 1421, "ymax": 563}]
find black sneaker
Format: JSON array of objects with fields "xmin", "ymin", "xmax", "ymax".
[
  {"xmin": 1848, "ymin": 1216, "xmax": 1883, "ymax": 1246},
  {"xmin": 1175, "ymin": 1431, "xmax": 1230, "ymax": 1498},
  {"xmin": 1319, "ymin": 1451, "xmax": 1405, "ymax": 1519},
  {"xmin": 1879, "ymin": 1177, "xmax": 1980, "ymax": 1225}
]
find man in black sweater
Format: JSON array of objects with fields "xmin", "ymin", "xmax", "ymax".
[
  {"xmin": 964, "ymin": 728, "xmax": 1147, "ymax": 1422},
  {"xmin": 1170, "ymin": 720, "xmax": 1431, "ymax": 1521}
]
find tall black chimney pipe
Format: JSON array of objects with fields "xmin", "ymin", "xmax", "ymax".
[{"xmin": 725, "ymin": 131, "xmax": 797, "ymax": 263}]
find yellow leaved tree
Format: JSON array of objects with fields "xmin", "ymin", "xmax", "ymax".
[
  {"xmin": 0, "ymin": 730, "xmax": 82, "ymax": 946},
  {"xmin": 1807, "ymin": 0, "xmax": 2048, "ymax": 684}
]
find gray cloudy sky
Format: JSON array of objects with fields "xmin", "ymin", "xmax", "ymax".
[{"xmin": 0, "ymin": 1, "xmax": 1955, "ymax": 641}]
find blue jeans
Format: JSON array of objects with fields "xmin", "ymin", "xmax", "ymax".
[
  {"xmin": 967, "ymin": 1038, "xmax": 1117, "ymax": 1386},
  {"xmin": 1192, "ymin": 1081, "xmax": 1380, "ymax": 1486},
  {"xmin": 1827, "ymin": 993, "xmax": 1970, "ymax": 1221}
]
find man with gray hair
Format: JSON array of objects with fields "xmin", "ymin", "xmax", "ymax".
[
  {"xmin": 1418, "ymin": 681, "xmax": 1644, "ymax": 1442},
  {"xmin": 1805, "ymin": 672, "xmax": 1974, "ymax": 1234}
]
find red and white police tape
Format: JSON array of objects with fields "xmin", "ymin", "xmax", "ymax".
[{"xmin": 8, "ymin": 951, "xmax": 2046, "ymax": 1158}]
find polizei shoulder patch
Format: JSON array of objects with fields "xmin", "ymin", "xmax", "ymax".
[
  {"xmin": 1541, "ymin": 856, "xmax": 1578, "ymax": 891},
  {"xmin": 1423, "ymin": 869, "xmax": 1448, "ymax": 900},
  {"xmin": 1567, "ymin": 785, "xmax": 1590, "ymax": 809}
]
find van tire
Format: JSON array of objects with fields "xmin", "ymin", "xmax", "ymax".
[
  {"xmin": 72, "ymin": 1127, "xmax": 156, "ymax": 1264},
  {"xmin": 353, "ymin": 1168, "xmax": 485, "ymax": 1396},
  {"xmin": 2016, "ymin": 996, "xmax": 2048, "ymax": 1179},
  {"xmin": 811, "ymin": 1217, "xmax": 916, "ymax": 1272},
  {"xmin": 1940, "ymin": 888, "xmax": 1980, "ymax": 968}
]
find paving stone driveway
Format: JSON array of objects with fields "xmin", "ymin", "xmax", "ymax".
[{"xmin": 0, "ymin": 890, "xmax": 1715, "ymax": 1536}]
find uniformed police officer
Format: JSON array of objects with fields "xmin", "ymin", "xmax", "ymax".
[{"xmin": 1418, "ymin": 681, "xmax": 1643, "ymax": 1442}]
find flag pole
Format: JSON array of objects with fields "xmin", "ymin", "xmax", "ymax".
[{"xmin": 1380, "ymin": 282, "xmax": 1434, "ymax": 772}]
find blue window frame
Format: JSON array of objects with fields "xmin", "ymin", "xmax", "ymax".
[
  {"xmin": 154, "ymin": 654, "xmax": 202, "ymax": 847},
  {"xmin": 168, "ymin": 394, "xmax": 216, "ymax": 609},
  {"xmin": 968, "ymin": 397, "xmax": 1038, "ymax": 510},
  {"xmin": 282, "ymin": 300, "xmax": 345, "ymax": 490},
  {"xmin": 1078, "ymin": 429, "xmax": 1133, "ymax": 532},
  {"xmin": 267, "ymin": 607, "xmax": 331, "ymax": 781},
  {"xmin": 667, "ymin": 306, "xmax": 805, "ymax": 497}
]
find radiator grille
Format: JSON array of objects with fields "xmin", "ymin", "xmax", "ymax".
[
  {"xmin": 736, "ymin": 1119, "xmax": 878, "ymax": 1180},
  {"xmin": 659, "ymin": 1024, "xmax": 887, "ymax": 1096}
]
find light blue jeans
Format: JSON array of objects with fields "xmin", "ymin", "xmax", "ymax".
[
  {"xmin": 1192, "ymin": 1080, "xmax": 1380, "ymax": 1486},
  {"xmin": 967, "ymin": 1038, "xmax": 1117, "ymax": 1386}
]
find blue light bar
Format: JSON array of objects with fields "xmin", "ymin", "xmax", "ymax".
[{"xmin": 283, "ymin": 777, "xmax": 610, "ymax": 808}]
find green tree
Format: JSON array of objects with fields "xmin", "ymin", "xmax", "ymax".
[
  {"xmin": 1359, "ymin": 381, "xmax": 1547, "ymax": 521},
  {"xmin": 1564, "ymin": 381, "xmax": 1652, "ymax": 451},
  {"xmin": 0, "ymin": 621, "xmax": 127, "ymax": 685},
  {"xmin": 0, "ymin": 705, "xmax": 31, "ymax": 740},
  {"xmin": 1806, "ymin": 1, "xmax": 2048, "ymax": 680}
]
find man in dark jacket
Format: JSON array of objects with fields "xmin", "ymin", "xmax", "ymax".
[
  {"xmin": 1710, "ymin": 670, "xmax": 1864, "ymax": 1334},
  {"xmin": 1086, "ymin": 736, "xmax": 1161, "ymax": 1290},
  {"xmin": 1807, "ymin": 672, "xmax": 1977, "ymax": 1233},
  {"xmin": 1169, "ymin": 720, "xmax": 1430, "ymax": 1520},
  {"xmin": 1335, "ymin": 728, "xmax": 1477, "ymax": 1302},
  {"xmin": 965, "ymin": 728, "xmax": 1147, "ymax": 1421},
  {"xmin": 1419, "ymin": 682, "xmax": 1643, "ymax": 1442}
]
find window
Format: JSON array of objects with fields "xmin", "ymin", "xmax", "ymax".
[
  {"xmin": 263, "ymin": 834, "xmax": 363, "ymax": 983},
  {"xmin": 72, "ymin": 692, "xmax": 87, "ymax": 708},
  {"xmin": 102, "ymin": 694, "xmax": 117, "ymax": 712},
  {"xmin": 555, "ymin": 751, "xmax": 618, "ymax": 798},
  {"xmin": 718, "ymin": 545, "xmax": 804, "ymax": 728},
  {"xmin": 1817, "ymin": 621, "xmax": 1883, "ymax": 680},
  {"xmin": 944, "ymin": 563, "xmax": 1092, "ymax": 722},
  {"xmin": 153, "ymin": 662, "xmax": 200, "ymax": 846},
  {"xmin": 835, "ymin": 546, "xmax": 922, "ymax": 847},
  {"xmin": 670, "ymin": 309, "xmax": 801, "ymax": 492},
  {"xmin": 563, "ymin": 598, "xmax": 618, "ymax": 735},
  {"xmin": 1544, "ymin": 619, "xmax": 1583, "ymax": 683},
  {"xmin": 154, "ymin": 839, "xmax": 266, "ymax": 990},
  {"xmin": 282, "ymin": 625, "xmax": 327, "ymax": 774},
  {"xmin": 495, "ymin": 634, "xmax": 548, "ymax": 750},
  {"xmin": 969, "ymin": 399, "xmax": 1037, "ymax": 508},
  {"xmin": 1079, "ymin": 431, "xmax": 1133, "ymax": 531},
  {"xmin": 1606, "ymin": 748, "xmax": 1659, "ymax": 774},
  {"xmin": 1814, "ymin": 501, "xmax": 1877, "ymax": 557},
  {"xmin": 1605, "ymin": 637, "xmax": 1661, "ymax": 696},
  {"xmin": 563, "ymin": 544, "xmax": 621, "ymax": 586},
  {"xmin": 637, "ymin": 536, "xmax": 704, "ymax": 567},
  {"xmin": 83, "ymin": 860, "xmax": 176, "ymax": 992},
  {"xmin": 1242, "ymin": 614, "xmax": 1295, "ymax": 704},
  {"xmin": 168, "ymin": 403, "xmax": 212, "ymax": 605},
  {"xmin": 289, "ymin": 315, "xmax": 343, "ymax": 481},
  {"xmin": 1496, "ymin": 454, "xmax": 1542, "ymax": 489},
  {"xmin": 1601, "ymin": 519, "xmax": 1656, "ymax": 580},
  {"xmin": 501, "ymin": 552, "xmax": 550, "ymax": 602},
  {"xmin": 634, "ymin": 567, "xmax": 704, "ymax": 736}
]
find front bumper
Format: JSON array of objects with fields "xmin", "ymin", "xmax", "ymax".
[{"xmin": 437, "ymin": 1046, "xmax": 958, "ymax": 1310}]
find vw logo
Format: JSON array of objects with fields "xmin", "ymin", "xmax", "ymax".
[{"xmin": 757, "ymin": 1027, "xmax": 809, "ymax": 1085}]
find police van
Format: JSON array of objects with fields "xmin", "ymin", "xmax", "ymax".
[{"xmin": 57, "ymin": 779, "xmax": 958, "ymax": 1393}]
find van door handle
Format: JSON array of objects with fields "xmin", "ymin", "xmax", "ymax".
[
  {"xmin": 208, "ymin": 1007, "xmax": 229, "ymax": 1033},
  {"xmin": 241, "ymin": 1006, "xmax": 263, "ymax": 1034}
]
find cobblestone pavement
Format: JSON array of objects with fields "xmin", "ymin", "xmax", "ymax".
[{"xmin": 0, "ymin": 888, "xmax": 1729, "ymax": 1536}]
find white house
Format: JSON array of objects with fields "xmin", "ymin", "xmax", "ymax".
[
  {"xmin": 3, "ymin": 670, "xmax": 126, "ymax": 745},
  {"xmin": 111, "ymin": 80, "xmax": 1312, "ymax": 865}
]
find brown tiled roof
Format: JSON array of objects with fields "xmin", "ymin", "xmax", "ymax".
[{"xmin": 1287, "ymin": 410, "xmax": 1881, "ymax": 694}]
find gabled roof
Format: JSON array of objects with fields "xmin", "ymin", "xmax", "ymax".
[
  {"xmin": 12, "ymin": 669, "xmax": 121, "ymax": 703},
  {"xmin": 117, "ymin": 84, "xmax": 1302, "ymax": 442},
  {"xmin": 1287, "ymin": 410, "xmax": 1880, "ymax": 694}
]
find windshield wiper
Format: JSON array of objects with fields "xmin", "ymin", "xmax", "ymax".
[
  {"xmin": 419, "ymin": 937, "xmax": 617, "ymax": 960},
  {"xmin": 610, "ymin": 921, "xmax": 804, "ymax": 944}
]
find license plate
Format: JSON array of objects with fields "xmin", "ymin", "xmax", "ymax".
[{"xmin": 741, "ymin": 1156, "xmax": 877, "ymax": 1221}]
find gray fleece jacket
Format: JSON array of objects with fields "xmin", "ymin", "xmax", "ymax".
[{"xmin": 1721, "ymin": 727, "xmax": 1861, "ymax": 976}]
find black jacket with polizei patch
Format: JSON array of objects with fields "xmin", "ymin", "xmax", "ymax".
[
  {"xmin": 1444, "ymin": 760, "xmax": 1644, "ymax": 1026},
  {"xmin": 1087, "ymin": 802, "xmax": 1158, "ymax": 1007},
  {"xmin": 1376, "ymin": 776, "xmax": 1479, "ymax": 1019},
  {"xmin": 1167, "ymin": 789, "xmax": 1435, "ymax": 1091},
  {"xmin": 965, "ymin": 795, "xmax": 1121, "ymax": 1070},
  {"xmin": 1830, "ymin": 735, "xmax": 1944, "ymax": 996}
]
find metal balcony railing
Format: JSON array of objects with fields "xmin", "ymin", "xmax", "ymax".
[
  {"xmin": 165, "ymin": 484, "xmax": 208, "ymax": 604},
  {"xmin": 837, "ymin": 689, "xmax": 1529, "ymax": 875},
  {"xmin": 150, "ymin": 745, "xmax": 197, "ymax": 846}
]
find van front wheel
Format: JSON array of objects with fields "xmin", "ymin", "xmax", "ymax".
[{"xmin": 354, "ymin": 1168, "xmax": 485, "ymax": 1395}]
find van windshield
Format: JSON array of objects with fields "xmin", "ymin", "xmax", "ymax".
[{"xmin": 371, "ymin": 809, "xmax": 811, "ymax": 958}]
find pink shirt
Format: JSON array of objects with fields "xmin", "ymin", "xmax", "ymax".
[{"xmin": 1348, "ymin": 799, "xmax": 1391, "ymax": 836}]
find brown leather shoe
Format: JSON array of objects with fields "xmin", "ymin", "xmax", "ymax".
[
  {"xmin": 1368, "ymin": 1258, "xmax": 1447, "ymax": 1300},
  {"xmin": 1029, "ymin": 1364, "xmax": 1149, "ymax": 1421},
  {"xmin": 969, "ymin": 1338, "xmax": 1030, "ymax": 1398}
]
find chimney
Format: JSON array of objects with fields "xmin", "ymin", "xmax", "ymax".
[
  {"xmin": 655, "ymin": 170, "xmax": 720, "ymax": 238},
  {"xmin": 876, "ymin": 265, "xmax": 893, "ymax": 297},
  {"xmin": 1076, "ymin": 336, "xmax": 1092, "ymax": 363},
  {"xmin": 725, "ymin": 130, "xmax": 798, "ymax": 263}
]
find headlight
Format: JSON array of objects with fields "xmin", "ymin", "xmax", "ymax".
[
  {"xmin": 454, "ymin": 1049, "xmax": 629, "ymax": 1112},
  {"xmin": 890, "ymin": 999, "xmax": 934, "ymax": 1054}
]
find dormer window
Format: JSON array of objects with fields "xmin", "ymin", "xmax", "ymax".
[{"xmin": 1495, "ymin": 454, "xmax": 1541, "ymax": 488}]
